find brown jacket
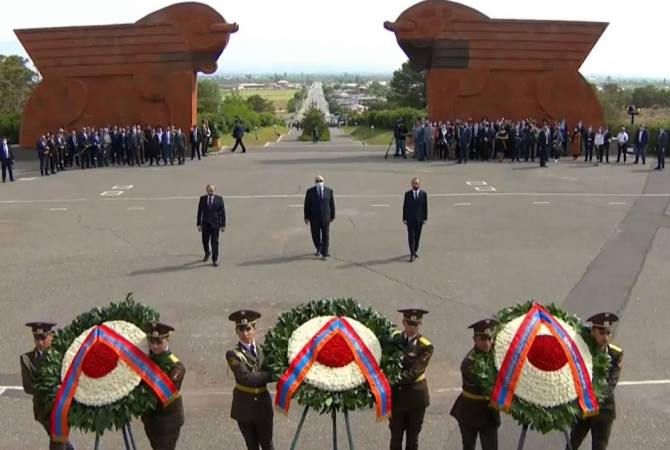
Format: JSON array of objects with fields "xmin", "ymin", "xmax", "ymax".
[
  {"xmin": 141, "ymin": 351, "xmax": 186, "ymax": 431},
  {"xmin": 391, "ymin": 331, "xmax": 433, "ymax": 412},
  {"xmin": 450, "ymin": 348, "xmax": 500, "ymax": 429},
  {"xmin": 226, "ymin": 343, "xmax": 273, "ymax": 422}
]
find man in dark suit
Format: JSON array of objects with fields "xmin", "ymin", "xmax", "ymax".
[
  {"xmin": 450, "ymin": 319, "xmax": 501, "ymax": 450},
  {"xmin": 0, "ymin": 137, "xmax": 14, "ymax": 182},
  {"xmin": 174, "ymin": 128, "xmax": 186, "ymax": 165},
  {"xmin": 389, "ymin": 309, "xmax": 433, "ymax": 450},
  {"xmin": 303, "ymin": 175, "xmax": 335, "ymax": 257},
  {"xmin": 141, "ymin": 322, "xmax": 186, "ymax": 450},
  {"xmin": 66, "ymin": 130, "xmax": 77, "ymax": 167},
  {"xmin": 403, "ymin": 178, "xmax": 428, "ymax": 262},
  {"xmin": 36, "ymin": 135, "xmax": 48, "ymax": 176},
  {"xmin": 20, "ymin": 322, "xmax": 74, "ymax": 450},
  {"xmin": 226, "ymin": 310, "xmax": 274, "ymax": 450},
  {"xmin": 231, "ymin": 120, "xmax": 247, "ymax": 153},
  {"xmin": 538, "ymin": 124, "xmax": 550, "ymax": 167},
  {"xmin": 77, "ymin": 128, "xmax": 90, "ymax": 169},
  {"xmin": 634, "ymin": 124, "xmax": 648, "ymax": 165},
  {"xmin": 197, "ymin": 184, "xmax": 226, "ymax": 266},
  {"xmin": 655, "ymin": 127, "xmax": 667, "ymax": 170},
  {"xmin": 459, "ymin": 123, "xmax": 472, "ymax": 163},
  {"xmin": 190, "ymin": 125, "xmax": 201, "ymax": 160},
  {"xmin": 162, "ymin": 125, "xmax": 174, "ymax": 165}
]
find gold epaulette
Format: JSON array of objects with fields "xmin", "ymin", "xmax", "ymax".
[
  {"xmin": 391, "ymin": 330, "xmax": 402, "ymax": 337},
  {"xmin": 418, "ymin": 336, "xmax": 431, "ymax": 346},
  {"xmin": 609, "ymin": 344, "xmax": 622, "ymax": 353},
  {"xmin": 168, "ymin": 354, "xmax": 180, "ymax": 364}
]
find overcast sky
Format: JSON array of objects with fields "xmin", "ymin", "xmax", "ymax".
[{"xmin": 1, "ymin": 0, "xmax": 666, "ymax": 77}]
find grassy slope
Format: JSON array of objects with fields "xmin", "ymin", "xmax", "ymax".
[
  {"xmin": 343, "ymin": 126, "xmax": 394, "ymax": 145},
  {"xmin": 217, "ymin": 126, "xmax": 288, "ymax": 148},
  {"xmin": 221, "ymin": 88, "xmax": 298, "ymax": 112}
]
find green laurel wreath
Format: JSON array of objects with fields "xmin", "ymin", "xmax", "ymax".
[
  {"xmin": 35, "ymin": 294, "xmax": 170, "ymax": 435},
  {"xmin": 470, "ymin": 301, "xmax": 610, "ymax": 433},
  {"xmin": 262, "ymin": 298, "xmax": 404, "ymax": 414}
]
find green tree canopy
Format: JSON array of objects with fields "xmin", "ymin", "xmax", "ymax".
[
  {"xmin": 197, "ymin": 78, "xmax": 222, "ymax": 116},
  {"xmin": 0, "ymin": 55, "xmax": 37, "ymax": 115},
  {"xmin": 387, "ymin": 61, "xmax": 426, "ymax": 109},
  {"xmin": 246, "ymin": 94, "xmax": 275, "ymax": 113}
]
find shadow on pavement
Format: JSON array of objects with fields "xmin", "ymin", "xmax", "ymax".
[
  {"xmin": 127, "ymin": 259, "xmax": 204, "ymax": 276},
  {"xmin": 336, "ymin": 255, "xmax": 409, "ymax": 269},
  {"xmin": 237, "ymin": 253, "xmax": 314, "ymax": 266},
  {"xmin": 258, "ymin": 155, "xmax": 383, "ymax": 165}
]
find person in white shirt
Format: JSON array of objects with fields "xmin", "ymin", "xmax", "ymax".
[
  {"xmin": 616, "ymin": 127, "xmax": 629, "ymax": 163},
  {"xmin": 594, "ymin": 128, "xmax": 605, "ymax": 162}
]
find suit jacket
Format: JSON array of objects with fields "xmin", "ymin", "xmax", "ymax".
[
  {"xmin": 226, "ymin": 343, "xmax": 273, "ymax": 422},
  {"xmin": 450, "ymin": 348, "xmax": 501, "ymax": 429},
  {"xmin": 304, "ymin": 186, "xmax": 335, "ymax": 224},
  {"xmin": 403, "ymin": 189, "xmax": 428, "ymax": 224},
  {"xmin": 141, "ymin": 351, "xmax": 185, "ymax": 430},
  {"xmin": 20, "ymin": 349, "xmax": 49, "ymax": 424},
  {"xmin": 197, "ymin": 194, "xmax": 226, "ymax": 228},
  {"xmin": 190, "ymin": 130, "xmax": 199, "ymax": 146},
  {"xmin": 634, "ymin": 128, "xmax": 649, "ymax": 146},
  {"xmin": 460, "ymin": 127, "xmax": 472, "ymax": 148},
  {"xmin": 390, "ymin": 331, "xmax": 433, "ymax": 412},
  {"xmin": 657, "ymin": 131, "xmax": 669, "ymax": 150},
  {"xmin": 67, "ymin": 134, "xmax": 77, "ymax": 151},
  {"xmin": 36, "ymin": 139, "xmax": 47, "ymax": 155},
  {"xmin": 0, "ymin": 143, "xmax": 13, "ymax": 162}
]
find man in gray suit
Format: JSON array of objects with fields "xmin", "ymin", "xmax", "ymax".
[{"xmin": 656, "ymin": 128, "xmax": 668, "ymax": 171}]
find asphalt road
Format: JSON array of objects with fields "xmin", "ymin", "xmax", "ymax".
[
  {"xmin": 1, "ymin": 133, "xmax": 668, "ymax": 450},
  {"xmin": 296, "ymin": 82, "xmax": 330, "ymax": 121}
]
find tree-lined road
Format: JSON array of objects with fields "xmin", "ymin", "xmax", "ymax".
[{"xmin": 296, "ymin": 82, "xmax": 330, "ymax": 121}]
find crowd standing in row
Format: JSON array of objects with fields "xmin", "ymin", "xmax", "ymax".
[
  {"xmin": 34, "ymin": 120, "xmax": 214, "ymax": 176},
  {"xmin": 394, "ymin": 118, "xmax": 668, "ymax": 170}
]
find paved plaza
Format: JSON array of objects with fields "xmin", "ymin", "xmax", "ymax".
[{"xmin": 1, "ymin": 130, "xmax": 669, "ymax": 449}]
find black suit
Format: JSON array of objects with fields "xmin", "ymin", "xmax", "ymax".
[
  {"xmin": 657, "ymin": 130, "xmax": 668, "ymax": 169},
  {"xmin": 197, "ymin": 194, "xmax": 226, "ymax": 262},
  {"xmin": 36, "ymin": 139, "xmax": 48, "ymax": 176},
  {"xmin": 403, "ymin": 189, "xmax": 428, "ymax": 256},
  {"xmin": 304, "ymin": 186, "xmax": 335, "ymax": 255},
  {"xmin": 0, "ymin": 142, "xmax": 14, "ymax": 182}
]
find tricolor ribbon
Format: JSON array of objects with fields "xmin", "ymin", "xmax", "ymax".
[
  {"xmin": 50, "ymin": 324, "xmax": 179, "ymax": 442},
  {"xmin": 275, "ymin": 317, "xmax": 392, "ymax": 419},
  {"xmin": 490, "ymin": 304, "xmax": 599, "ymax": 416}
]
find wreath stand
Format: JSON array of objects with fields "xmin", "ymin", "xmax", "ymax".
[
  {"xmin": 93, "ymin": 423, "xmax": 137, "ymax": 450},
  {"xmin": 516, "ymin": 424, "xmax": 572, "ymax": 450},
  {"xmin": 289, "ymin": 406, "xmax": 356, "ymax": 450}
]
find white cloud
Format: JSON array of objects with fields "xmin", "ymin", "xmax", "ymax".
[{"xmin": 1, "ymin": 0, "xmax": 666, "ymax": 77}]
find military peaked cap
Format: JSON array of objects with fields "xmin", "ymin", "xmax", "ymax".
[
  {"xmin": 145, "ymin": 321, "xmax": 175, "ymax": 339},
  {"xmin": 25, "ymin": 322, "xmax": 56, "ymax": 338},
  {"xmin": 398, "ymin": 308, "xmax": 429, "ymax": 324},
  {"xmin": 587, "ymin": 312, "xmax": 619, "ymax": 329},
  {"xmin": 468, "ymin": 318, "xmax": 499, "ymax": 337},
  {"xmin": 229, "ymin": 310, "xmax": 261, "ymax": 327}
]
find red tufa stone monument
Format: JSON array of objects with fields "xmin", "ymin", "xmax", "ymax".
[
  {"xmin": 15, "ymin": 2, "xmax": 237, "ymax": 148},
  {"xmin": 384, "ymin": 0, "xmax": 608, "ymax": 126}
]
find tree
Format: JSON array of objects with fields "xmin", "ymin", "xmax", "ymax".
[
  {"xmin": 246, "ymin": 94, "xmax": 275, "ymax": 113},
  {"xmin": 388, "ymin": 61, "xmax": 426, "ymax": 109},
  {"xmin": 197, "ymin": 79, "xmax": 222, "ymax": 116},
  {"xmin": 300, "ymin": 104, "xmax": 327, "ymax": 137},
  {"xmin": 0, "ymin": 55, "xmax": 38, "ymax": 115}
]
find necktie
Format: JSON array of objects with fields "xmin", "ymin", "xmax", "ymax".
[
  {"xmin": 414, "ymin": 191, "xmax": 418, "ymax": 200},
  {"xmin": 208, "ymin": 196, "xmax": 212, "ymax": 206},
  {"xmin": 319, "ymin": 188, "xmax": 323, "ymax": 199},
  {"xmin": 250, "ymin": 344, "xmax": 257, "ymax": 358}
]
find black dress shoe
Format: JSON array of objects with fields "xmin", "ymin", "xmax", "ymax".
[
  {"xmin": 409, "ymin": 255, "xmax": 415, "ymax": 262},
  {"xmin": 315, "ymin": 250, "xmax": 321, "ymax": 256},
  {"xmin": 212, "ymin": 261, "xmax": 218, "ymax": 267},
  {"xmin": 322, "ymin": 253, "xmax": 330, "ymax": 258},
  {"xmin": 413, "ymin": 253, "xmax": 419, "ymax": 258},
  {"xmin": 203, "ymin": 253, "xmax": 210, "ymax": 262}
]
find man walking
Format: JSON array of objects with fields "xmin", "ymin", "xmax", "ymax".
[
  {"xmin": 190, "ymin": 125, "xmax": 201, "ymax": 160},
  {"xmin": 0, "ymin": 137, "xmax": 14, "ymax": 182},
  {"xmin": 231, "ymin": 120, "xmax": 247, "ymax": 153},
  {"xmin": 403, "ymin": 178, "xmax": 428, "ymax": 262},
  {"xmin": 656, "ymin": 127, "xmax": 667, "ymax": 170},
  {"xmin": 304, "ymin": 175, "xmax": 335, "ymax": 257},
  {"xmin": 196, "ymin": 184, "xmax": 226, "ymax": 266}
]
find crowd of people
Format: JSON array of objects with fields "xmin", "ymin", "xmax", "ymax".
[
  {"xmin": 394, "ymin": 117, "xmax": 668, "ymax": 170},
  {"xmin": 34, "ymin": 120, "xmax": 214, "ymax": 176}
]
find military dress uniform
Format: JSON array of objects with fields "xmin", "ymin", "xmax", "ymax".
[
  {"xmin": 450, "ymin": 319, "xmax": 500, "ymax": 450},
  {"xmin": 141, "ymin": 322, "xmax": 186, "ymax": 450},
  {"xmin": 569, "ymin": 313, "xmax": 623, "ymax": 450},
  {"xmin": 20, "ymin": 322, "xmax": 73, "ymax": 450},
  {"xmin": 226, "ymin": 310, "xmax": 274, "ymax": 450},
  {"xmin": 389, "ymin": 309, "xmax": 433, "ymax": 450}
]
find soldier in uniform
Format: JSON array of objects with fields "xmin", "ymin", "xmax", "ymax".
[
  {"xmin": 226, "ymin": 310, "xmax": 274, "ymax": 450},
  {"xmin": 20, "ymin": 322, "xmax": 74, "ymax": 450},
  {"xmin": 568, "ymin": 312, "xmax": 623, "ymax": 450},
  {"xmin": 389, "ymin": 308, "xmax": 433, "ymax": 450},
  {"xmin": 141, "ymin": 322, "xmax": 186, "ymax": 450},
  {"xmin": 450, "ymin": 319, "xmax": 500, "ymax": 450}
]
